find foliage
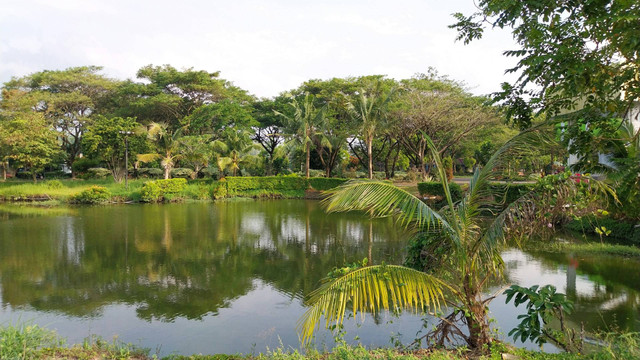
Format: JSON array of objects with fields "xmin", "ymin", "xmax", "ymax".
[
  {"xmin": 308, "ymin": 178, "xmax": 348, "ymax": 191},
  {"xmin": 0, "ymin": 322, "xmax": 64, "ymax": 360},
  {"xmin": 299, "ymin": 263, "xmax": 445, "ymax": 343},
  {"xmin": 442, "ymin": 156, "xmax": 453, "ymax": 181},
  {"xmin": 1, "ymin": 66, "xmax": 117, "ymax": 175},
  {"xmin": 0, "ymin": 112, "xmax": 62, "ymax": 182},
  {"xmin": 83, "ymin": 115, "xmax": 143, "ymax": 182},
  {"xmin": 299, "ymin": 127, "xmax": 615, "ymax": 351},
  {"xmin": 566, "ymin": 215, "xmax": 640, "ymax": 246},
  {"xmin": 505, "ymin": 284, "xmax": 581, "ymax": 352},
  {"xmin": 71, "ymin": 157, "xmax": 101, "ymax": 175},
  {"xmin": 140, "ymin": 178, "xmax": 187, "ymax": 202},
  {"xmin": 224, "ymin": 176, "xmax": 309, "ymax": 198},
  {"xmin": 170, "ymin": 168, "xmax": 195, "ymax": 179},
  {"xmin": 137, "ymin": 167, "xmax": 164, "ymax": 178},
  {"xmin": 69, "ymin": 186, "xmax": 112, "ymax": 204},
  {"xmin": 86, "ymin": 167, "xmax": 112, "ymax": 179},
  {"xmin": 450, "ymin": 0, "xmax": 640, "ymax": 162},
  {"xmin": 417, "ymin": 181, "xmax": 463, "ymax": 209},
  {"xmin": 276, "ymin": 93, "xmax": 326, "ymax": 178},
  {"xmin": 489, "ymin": 183, "xmax": 535, "ymax": 209}
]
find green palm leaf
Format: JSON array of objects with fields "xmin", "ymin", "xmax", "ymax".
[
  {"xmin": 322, "ymin": 180, "xmax": 453, "ymax": 234},
  {"xmin": 298, "ymin": 265, "xmax": 446, "ymax": 343}
]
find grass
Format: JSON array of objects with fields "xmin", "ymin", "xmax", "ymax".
[
  {"xmin": 526, "ymin": 240, "xmax": 640, "ymax": 258},
  {"xmin": 1, "ymin": 323, "xmax": 638, "ymax": 360}
]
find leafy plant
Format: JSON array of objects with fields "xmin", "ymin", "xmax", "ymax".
[
  {"xmin": 69, "ymin": 186, "xmax": 111, "ymax": 204},
  {"xmin": 505, "ymin": 284, "xmax": 581, "ymax": 353}
]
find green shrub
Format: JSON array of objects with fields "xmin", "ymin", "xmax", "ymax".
[
  {"xmin": 44, "ymin": 180, "xmax": 64, "ymax": 190},
  {"xmin": 308, "ymin": 178, "xmax": 348, "ymax": 191},
  {"xmin": 156, "ymin": 178, "xmax": 187, "ymax": 194},
  {"xmin": 137, "ymin": 168, "xmax": 163, "ymax": 178},
  {"xmin": 211, "ymin": 180, "xmax": 228, "ymax": 199},
  {"xmin": 140, "ymin": 181, "xmax": 162, "ymax": 202},
  {"xmin": 72, "ymin": 158, "xmax": 100, "ymax": 174},
  {"xmin": 70, "ymin": 186, "xmax": 111, "ymax": 204},
  {"xmin": 417, "ymin": 181, "xmax": 463, "ymax": 209},
  {"xmin": 0, "ymin": 322, "xmax": 63, "ymax": 360},
  {"xmin": 140, "ymin": 178, "xmax": 188, "ymax": 202},
  {"xmin": 86, "ymin": 168, "xmax": 111, "ymax": 179},
  {"xmin": 490, "ymin": 183, "xmax": 535, "ymax": 207},
  {"xmin": 170, "ymin": 168, "xmax": 194, "ymax": 179},
  {"xmin": 566, "ymin": 215, "xmax": 640, "ymax": 246}
]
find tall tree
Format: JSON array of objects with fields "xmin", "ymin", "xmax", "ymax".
[
  {"xmin": 83, "ymin": 116, "xmax": 144, "ymax": 182},
  {"xmin": 349, "ymin": 78, "xmax": 396, "ymax": 179},
  {"xmin": 450, "ymin": 0, "xmax": 640, "ymax": 157},
  {"xmin": 393, "ymin": 75, "xmax": 498, "ymax": 179},
  {"xmin": 276, "ymin": 93, "xmax": 326, "ymax": 178},
  {"xmin": 252, "ymin": 99, "xmax": 285, "ymax": 175},
  {"xmin": 1, "ymin": 66, "xmax": 117, "ymax": 177},
  {"xmin": 1, "ymin": 112, "xmax": 61, "ymax": 182}
]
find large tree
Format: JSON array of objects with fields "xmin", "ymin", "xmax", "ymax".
[
  {"xmin": 276, "ymin": 93, "xmax": 326, "ymax": 178},
  {"xmin": 83, "ymin": 116, "xmax": 144, "ymax": 182},
  {"xmin": 393, "ymin": 75, "xmax": 498, "ymax": 178},
  {"xmin": 1, "ymin": 112, "xmax": 61, "ymax": 182},
  {"xmin": 450, "ymin": 0, "xmax": 640, "ymax": 156},
  {"xmin": 1, "ymin": 66, "xmax": 117, "ymax": 177},
  {"xmin": 349, "ymin": 77, "xmax": 396, "ymax": 179}
]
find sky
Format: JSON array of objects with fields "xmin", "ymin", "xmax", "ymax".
[{"xmin": 0, "ymin": 0, "xmax": 520, "ymax": 98}]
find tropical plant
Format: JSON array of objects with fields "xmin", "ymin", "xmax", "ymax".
[
  {"xmin": 137, "ymin": 122, "xmax": 182, "ymax": 179},
  {"xmin": 276, "ymin": 93, "xmax": 326, "ymax": 178},
  {"xmin": 349, "ymin": 81, "xmax": 395, "ymax": 179},
  {"xmin": 299, "ymin": 128, "xmax": 612, "ymax": 351}
]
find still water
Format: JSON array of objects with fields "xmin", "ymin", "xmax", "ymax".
[{"xmin": 0, "ymin": 200, "xmax": 638, "ymax": 356}]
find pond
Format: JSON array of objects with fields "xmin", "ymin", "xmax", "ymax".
[{"xmin": 0, "ymin": 200, "xmax": 638, "ymax": 356}]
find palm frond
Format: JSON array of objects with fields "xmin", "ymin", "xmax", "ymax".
[
  {"xmin": 322, "ymin": 180, "xmax": 453, "ymax": 233},
  {"xmin": 136, "ymin": 153, "xmax": 161, "ymax": 163},
  {"xmin": 298, "ymin": 265, "xmax": 446, "ymax": 343}
]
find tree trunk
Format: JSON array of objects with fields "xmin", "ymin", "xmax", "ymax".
[
  {"xmin": 305, "ymin": 141, "xmax": 311, "ymax": 178},
  {"xmin": 367, "ymin": 137, "xmax": 373, "ymax": 179},
  {"xmin": 1, "ymin": 163, "xmax": 6, "ymax": 181},
  {"xmin": 463, "ymin": 276, "xmax": 493, "ymax": 349},
  {"xmin": 418, "ymin": 150, "xmax": 426, "ymax": 181},
  {"xmin": 164, "ymin": 166, "xmax": 170, "ymax": 180},
  {"xmin": 32, "ymin": 171, "xmax": 37, "ymax": 183}
]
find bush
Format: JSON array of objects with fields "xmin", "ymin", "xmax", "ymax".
[
  {"xmin": 44, "ymin": 180, "xmax": 64, "ymax": 190},
  {"xmin": 86, "ymin": 168, "xmax": 111, "ymax": 179},
  {"xmin": 566, "ymin": 215, "xmax": 640, "ymax": 246},
  {"xmin": 140, "ymin": 178, "xmax": 188, "ymax": 202},
  {"xmin": 170, "ymin": 168, "xmax": 194, "ymax": 179},
  {"xmin": 489, "ymin": 183, "xmax": 535, "ymax": 208},
  {"xmin": 417, "ymin": 181, "xmax": 463, "ymax": 209},
  {"xmin": 70, "ymin": 186, "xmax": 111, "ymax": 204},
  {"xmin": 72, "ymin": 158, "xmax": 100, "ymax": 174},
  {"xmin": 137, "ymin": 168, "xmax": 163, "ymax": 178},
  {"xmin": 214, "ymin": 176, "xmax": 310, "ymax": 198},
  {"xmin": 308, "ymin": 178, "xmax": 348, "ymax": 191}
]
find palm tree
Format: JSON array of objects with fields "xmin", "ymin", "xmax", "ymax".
[
  {"xmin": 276, "ymin": 93, "xmax": 326, "ymax": 178},
  {"xmin": 349, "ymin": 82, "xmax": 395, "ymax": 179},
  {"xmin": 137, "ymin": 122, "xmax": 182, "ymax": 179},
  {"xmin": 299, "ymin": 128, "xmax": 612, "ymax": 350}
]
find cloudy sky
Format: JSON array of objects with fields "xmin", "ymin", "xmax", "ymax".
[{"xmin": 0, "ymin": 0, "xmax": 519, "ymax": 98}]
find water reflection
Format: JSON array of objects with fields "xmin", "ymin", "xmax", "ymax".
[{"xmin": 0, "ymin": 201, "xmax": 638, "ymax": 355}]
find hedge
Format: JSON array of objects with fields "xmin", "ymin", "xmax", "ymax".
[
  {"xmin": 489, "ymin": 183, "xmax": 535, "ymax": 208},
  {"xmin": 212, "ymin": 176, "xmax": 349, "ymax": 199},
  {"xmin": 141, "ymin": 178, "xmax": 188, "ymax": 202},
  {"xmin": 69, "ymin": 186, "xmax": 111, "ymax": 204},
  {"xmin": 566, "ymin": 215, "xmax": 640, "ymax": 246},
  {"xmin": 308, "ymin": 178, "xmax": 348, "ymax": 191},
  {"xmin": 417, "ymin": 181, "xmax": 463, "ymax": 209}
]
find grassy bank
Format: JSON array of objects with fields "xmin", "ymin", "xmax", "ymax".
[
  {"xmin": 1, "ymin": 323, "xmax": 638, "ymax": 360},
  {"xmin": 0, "ymin": 177, "xmax": 349, "ymax": 204},
  {"xmin": 528, "ymin": 240, "xmax": 640, "ymax": 258}
]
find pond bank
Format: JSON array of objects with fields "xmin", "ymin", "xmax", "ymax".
[
  {"xmin": 0, "ymin": 177, "xmax": 348, "ymax": 204},
  {"xmin": 3, "ymin": 323, "xmax": 638, "ymax": 360}
]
